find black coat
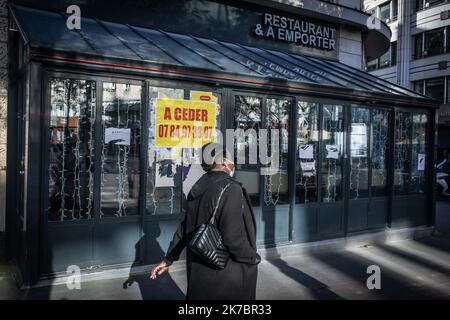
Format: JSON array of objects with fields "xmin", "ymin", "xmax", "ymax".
[{"xmin": 164, "ymin": 171, "xmax": 260, "ymax": 300}]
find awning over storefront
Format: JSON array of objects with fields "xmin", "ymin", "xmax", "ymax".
[{"xmin": 10, "ymin": 4, "xmax": 437, "ymax": 105}]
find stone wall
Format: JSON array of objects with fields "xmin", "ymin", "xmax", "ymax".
[{"xmin": 0, "ymin": 0, "xmax": 7, "ymax": 233}]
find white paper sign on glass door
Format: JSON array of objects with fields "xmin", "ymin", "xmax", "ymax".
[
  {"xmin": 326, "ymin": 145, "xmax": 339, "ymax": 159},
  {"xmin": 418, "ymin": 154, "xmax": 426, "ymax": 171},
  {"xmin": 351, "ymin": 123, "xmax": 367, "ymax": 157},
  {"xmin": 300, "ymin": 161, "xmax": 316, "ymax": 177},
  {"xmin": 299, "ymin": 144, "xmax": 314, "ymax": 159},
  {"xmin": 104, "ymin": 127, "xmax": 131, "ymax": 145}
]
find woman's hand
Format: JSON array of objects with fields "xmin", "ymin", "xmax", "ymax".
[{"xmin": 150, "ymin": 261, "xmax": 169, "ymax": 280}]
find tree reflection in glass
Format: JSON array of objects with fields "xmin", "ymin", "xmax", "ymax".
[
  {"xmin": 296, "ymin": 101, "xmax": 319, "ymax": 204},
  {"xmin": 350, "ymin": 108, "xmax": 370, "ymax": 199},
  {"xmin": 147, "ymin": 87, "xmax": 184, "ymax": 215},
  {"xmin": 264, "ymin": 98, "xmax": 290, "ymax": 206},
  {"xmin": 101, "ymin": 83, "xmax": 141, "ymax": 217},
  {"xmin": 48, "ymin": 79, "xmax": 96, "ymax": 221},
  {"xmin": 233, "ymin": 96, "xmax": 262, "ymax": 207},
  {"xmin": 410, "ymin": 113, "xmax": 428, "ymax": 194},
  {"xmin": 371, "ymin": 109, "xmax": 390, "ymax": 197},
  {"xmin": 394, "ymin": 111, "xmax": 411, "ymax": 195},
  {"xmin": 321, "ymin": 105, "xmax": 344, "ymax": 203}
]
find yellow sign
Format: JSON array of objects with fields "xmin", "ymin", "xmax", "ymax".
[{"xmin": 155, "ymin": 99, "xmax": 216, "ymax": 148}]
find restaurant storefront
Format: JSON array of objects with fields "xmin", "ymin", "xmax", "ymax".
[{"xmin": 5, "ymin": 1, "xmax": 440, "ymax": 285}]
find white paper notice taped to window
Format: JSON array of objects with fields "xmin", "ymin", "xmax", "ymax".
[
  {"xmin": 299, "ymin": 145, "xmax": 314, "ymax": 159},
  {"xmin": 300, "ymin": 161, "xmax": 316, "ymax": 177},
  {"xmin": 418, "ymin": 154, "xmax": 426, "ymax": 171},
  {"xmin": 105, "ymin": 127, "xmax": 131, "ymax": 145},
  {"xmin": 326, "ymin": 145, "xmax": 339, "ymax": 159},
  {"xmin": 155, "ymin": 162, "xmax": 175, "ymax": 187}
]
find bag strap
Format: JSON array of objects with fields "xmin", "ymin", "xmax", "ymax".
[{"xmin": 208, "ymin": 182, "xmax": 232, "ymax": 225}]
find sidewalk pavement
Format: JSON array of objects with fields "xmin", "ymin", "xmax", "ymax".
[
  {"xmin": 12, "ymin": 235, "xmax": 450, "ymax": 300},
  {"xmin": 0, "ymin": 261, "xmax": 19, "ymax": 300},
  {"xmin": 1, "ymin": 201, "xmax": 449, "ymax": 300}
]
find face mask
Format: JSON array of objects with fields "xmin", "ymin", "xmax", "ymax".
[{"xmin": 225, "ymin": 162, "xmax": 235, "ymax": 177}]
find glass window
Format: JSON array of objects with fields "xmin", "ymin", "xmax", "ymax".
[
  {"xmin": 101, "ymin": 83, "xmax": 142, "ymax": 217},
  {"xmin": 447, "ymin": 77, "xmax": 450, "ymax": 104},
  {"xmin": 350, "ymin": 108, "xmax": 370, "ymax": 199},
  {"xmin": 415, "ymin": 0, "xmax": 424, "ymax": 11},
  {"xmin": 296, "ymin": 101, "xmax": 319, "ymax": 204},
  {"xmin": 147, "ymin": 87, "xmax": 184, "ymax": 215},
  {"xmin": 379, "ymin": 48, "xmax": 391, "ymax": 69},
  {"xmin": 392, "ymin": 0, "xmax": 398, "ymax": 20},
  {"xmin": 367, "ymin": 58, "xmax": 379, "ymax": 72},
  {"xmin": 263, "ymin": 98, "xmax": 290, "ymax": 206},
  {"xmin": 371, "ymin": 109, "xmax": 390, "ymax": 196},
  {"xmin": 416, "ymin": 0, "xmax": 446, "ymax": 11},
  {"xmin": 391, "ymin": 42, "xmax": 397, "ymax": 66},
  {"xmin": 367, "ymin": 42, "xmax": 396, "ymax": 71},
  {"xmin": 428, "ymin": 0, "xmax": 446, "ymax": 8},
  {"xmin": 424, "ymin": 28, "xmax": 445, "ymax": 57},
  {"xmin": 410, "ymin": 113, "xmax": 428, "ymax": 194},
  {"xmin": 233, "ymin": 95, "xmax": 262, "ymax": 207},
  {"xmin": 413, "ymin": 80, "xmax": 425, "ymax": 95},
  {"xmin": 48, "ymin": 79, "xmax": 96, "ymax": 221},
  {"xmin": 394, "ymin": 111, "xmax": 411, "ymax": 195},
  {"xmin": 394, "ymin": 111, "xmax": 429, "ymax": 195},
  {"xmin": 447, "ymin": 26, "xmax": 450, "ymax": 53},
  {"xmin": 321, "ymin": 105, "xmax": 344, "ymax": 203},
  {"xmin": 425, "ymin": 78, "xmax": 445, "ymax": 102},
  {"xmin": 379, "ymin": 2, "xmax": 391, "ymax": 22},
  {"xmin": 146, "ymin": 87, "xmax": 222, "ymax": 215},
  {"xmin": 413, "ymin": 34, "xmax": 423, "ymax": 60},
  {"xmin": 183, "ymin": 90, "xmax": 222, "ymax": 208}
]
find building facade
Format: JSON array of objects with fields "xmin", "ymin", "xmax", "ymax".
[
  {"xmin": 0, "ymin": 0, "xmax": 8, "ymax": 252},
  {"xmin": 363, "ymin": 0, "xmax": 450, "ymax": 157},
  {"xmin": 4, "ymin": 0, "xmax": 439, "ymax": 286}
]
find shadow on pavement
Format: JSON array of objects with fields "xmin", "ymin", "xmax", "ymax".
[
  {"xmin": 267, "ymin": 258, "xmax": 344, "ymax": 300},
  {"xmin": 310, "ymin": 245, "xmax": 448, "ymax": 300}
]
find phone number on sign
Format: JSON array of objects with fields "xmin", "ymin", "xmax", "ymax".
[{"xmin": 158, "ymin": 124, "xmax": 214, "ymax": 139}]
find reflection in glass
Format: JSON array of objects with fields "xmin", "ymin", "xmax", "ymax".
[
  {"xmin": 264, "ymin": 99, "xmax": 290, "ymax": 206},
  {"xmin": 321, "ymin": 105, "xmax": 344, "ymax": 202},
  {"xmin": 350, "ymin": 108, "xmax": 370, "ymax": 199},
  {"xmin": 424, "ymin": 28, "xmax": 445, "ymax": 57},
  {"xmin": 410, "ymin": 113, "xmax": 428, "ymax": 194},
  {"xmin": 371, "ymin": 109, "xmax": 390, "ymax": 196},
  {"xmin": 48, "ymin": 79, "xmax": 96, "ymax": 221},
  {"xmin": 101, "ymin": 83, "xmax": 141, "ymax": 217},
  {"xmin": 233, "ymin": 96, "xmax": 262, "ymax": 206},
  {"xmin": 296, "ymin": 101, "xmax": 319, "ymax": 204},
  {"xmin": 147, "ymin": 87, "xmax": 184, "ymax": 215},
  {"xmin": 394, "ymin": 111, "xmax": 411, "ymax": 195}
]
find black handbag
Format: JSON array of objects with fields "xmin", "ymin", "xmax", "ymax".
[{"xmin": 188, "ymin": 183, "xmax": 231, "ymax": 269}]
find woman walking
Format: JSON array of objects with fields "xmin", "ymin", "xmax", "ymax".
[{"xmin": 150, "ymin": 145, "xmax": 261, "ymax": 300}]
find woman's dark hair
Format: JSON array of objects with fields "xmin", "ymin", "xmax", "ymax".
[{"xmin": 201, "ymin": 143, "xmax": 232, "ymax": 172}]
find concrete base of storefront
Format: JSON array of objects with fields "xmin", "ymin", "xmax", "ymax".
[
  {"xmin": 0, "ymin": 261, "xmax": 20, "ymax": 300},
  {"xmin": 0, "ymin": 232, "xmax": 5, "ymax": 262},
  {"xmin": 23, "ymin": 225, "xmax": 435, "ymax": 289}
]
